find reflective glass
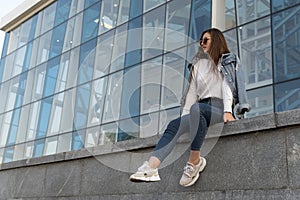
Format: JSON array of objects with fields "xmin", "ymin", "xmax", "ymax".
[
  {"xmin": 117, "ymin": 116, "xmax": 139, "ymax": 141},
  {"xmin": 140, "ymin": 112, "xmax": 159, "ymax": 138},
  {"xmin": 43, "ymin": 56, "xmax": 60, "ymax": 97},
  {"xmin": 24, "ymin": 141, "xmax": 34, "ymax": 158},
  {"xmin": 54, "ymin": 0, "xmax": 72, "ymax": 26},
  {"xmin": 0, "ymin": 148, "xmax": 3, "ymax": 164},
  {"xmin": 66, "ymin": 47, "xmax": 80, "ymax": 89},
  {"xmin": 142, "ymin": 5, "xmax": 165, "ymax": 61},
  {"xmin": 161, "ymin": 48, "xmax": 186, "ymax": 109},
  {"xmin": 246, "ymin": 86, "xmax": 273, "ymax": 118},
  {"xmin": 238, "ymin": 17, "xmax": 272, "ymax": 89},
  {"xmin": 37, "ymin": 30, "xmax": 52, "ymax": 65},
  {"xmin": 36, "ymin": 97, "xmax": 53, "ymax": 139},
  {"xmin": 55, "ymin": 52, "xmax": 70, "ymax": 94},
  {"xmin": 3, "ymin": 146, "xmax": 14, "ymax": 163},
  {"xmin": 165, "ymin": 0, "xmax": 191, "ymax": 52},
  {"xmin": 60, "ymin": 89, "xmax": 75, "ymax": 133},
  {"xmin": 29, "ymin": 37, "xmax": 40, "ymax": 69},
  {"xmin": 7, "ymin": 27, "xmax": 20, "ymax": 54},
  {"xmin": 99, "ymin": 0, "xmax": 119, "ymax": 34},
  {"xmin": 1, "ymin": 33, "xmax": 10, "ymax": 58},
  {"xmin": 84, "ymin": 0, "xmax": 100, "ymax": 9},
  {"xmin": 225, "ymin": 0, "xmax": 236, "ymax": 30},
  {"xmin": 0, "ymin": 112, "xmax": 12, "ymax": 147},
  {"xmin": 272, "ymin": 0, "xmax": 300, "ymax": 12},
  {"xmin": 129, "ymin": 0, "xmax": 142, "ymax": 19},
  {"xmin": 189, "ymin": 0, "xmax": 211, "ymax": 41},
  {"xmin": 2, "ymin": 53, "xmax": 15, "ymax": 82},
  {"xmin": 81, "ymin": 1, "xmax": 101, "ymax": 43},
  {"xmin": 94, "ymin": 30, "xmax": 115, "ymax": 78},
  {"xmin": 6, "ymin": 108, "xmax": 21, "ymax": 145},
  {"xmin": 100, "ymin": 122, "xmax": 118, "ymax": 145},
  {"xmin": 44, "ymin": 136, "xmax": 58, "ymax": 155},
  {"xmin": 273, "ymin": 6, "xmax": 300, "ymax": 82},
  {"xmin": 57, "ymin": 132, "xmax": 72, "ymax": 153},
  {"xmin": 224, "ymin": 29, "xmax": 238, "ymax": 55},
  {"xmin": 125, "ymin": 16, "xmax": 142, "ymax": 68},
  {"xmin": 16, "ymin": 104, "xmax": 30, "ymax": 144},
  {"xmin": 14, "ymin": 143, "xmax": 25, "ymax": 161},
  {"xmin": 144, "ymin": 0, "xmax": 165, "ymax": 12},
  {"xmin": 85, "ymin": 126, "xmax": 100, "ymax": 147},
  {"xmin": 27, "ymin": 101, "xmax": 41, "ymax": 141},
  {"xmin": 237, "ymin": 0, "xmax": 270, "ymax": 25},
  {"xmin": 39, "ymin": 2, "xmax": 57, "ymax": 35},
  {"xmin": 140, "ymin": 57, "xmax": 162, "ymax": 114},
  {"xmin": 72, "ymin": 129, "xmax": 85, "ymax": 150},
  {"xmin": 102, "ymin": 71, "xmax": 123, "ymax": 123},
  {"xmin": 63, "ymin": 17, "xmax": 76, "ymax": 53},
  {"xmin": 78, "ymin": 38, "xmax": 96, "ymax": 84},
  {"xmin": 33, "ymin": 138, "xmax": 45, "ymax": 157},
  {"xmin": 72, "ymin": 13, "xmax": 83, "ymax": 48},
  {"xmin": 49, "ymin": 22, "xmax": 67, "ymax": 59},
  {"xmin": 117, "ymin": 0, "xmax": 130, "ymax": 25},
  {"xmin": 275, "ymin": 79, "xmax": 300, "ymax": 112},
  {"xmin": 120, "ymin": 66, "xmax": 141, "ymax": 119},
  {"xmin": 48, "ymin": 94, "xmax": 63, "ymax": 136}
]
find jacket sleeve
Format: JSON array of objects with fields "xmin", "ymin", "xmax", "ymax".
[
  {"xmin": 181, "ymin": 68, "xmax": 197, "ymax": 116},
  {"xmin": 222, "ymin": 78, "xmax": 233, "ymax": 113}
]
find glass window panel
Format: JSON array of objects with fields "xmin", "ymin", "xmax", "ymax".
[
  {"xmin": 117, "ymin": 0, "xmax": 130, "ymax": 25},
  {"xmin": 40, "ymin": 2, "xmax": 57, "ymax": 35},
  {"xmin": 44, "ymin": 136, "xmax": 58, "ymax": 155},
  {"xmin": 48, "ymin": 94, "xmax": 64, "ymax": 136},
  {"xmin": 24, "ymin": 141, "xmax": 34, "ymax": 158},
  {"xmin": 6, "ymin": 108, "xmax": 21, "ymax": 145},
  {"xmin": 66, "ymin": 47, "xmax": 80, "ymax": 89},
  {"xmin": 224, "ymin": 0, "xmax": 236, "ymax": 30},
  {"xmin": 31, "ymin": 63, "xmax": 47, "ymax": 101},
  {"xmin": 78, "ymin": 38, "xmax": 96, "ymax": 84},
  {"xmin": 2, "ymin": 53, "xmax": 15, "ymax": 82},
  {"xmin": 33, "ymin": 138, "xmax": 45, "ymax": 157},
  {"xmin": 16, "ymin": 104, "xmax": 30, "ymax": 144},
  {"xmin": 120, "ymin": 66, "xmax": 141, "ymax": 119},
  {"xmin": 7, "ymin": 27, "xmax": 20, "ymax": 54},
  {"xmin": 49, "ymin": 22, "xmax": 67, "ymax": 59},
  {"xmin": 0, "ymin": 111, "xmax": 12, "ymax": 147},
  {"xmin": 57, "ymin": 132, "xmax": 72, "ymax": 153},
  {"xmin": 142, "ymin": 5, "xmax": 165, "ymax": 61},
  {"xmin": 117, "ymin": 116, "xmax": 139, "ymax": 141},
  {"xmin": 237, "ymin": 0, "xmax": 270, "ymax": 25},
  {"xmin": 129, "ymin": 0, "xmax": 142, "ymax": 19},
  {"xmin": 85, "ymin": 126, "xmax": 100, "ymax": 147},
  {"xmin": 102, "ymin": 71, "xmax": 123, "ymax": 123},
  {"xmin": 60, "ymin": 89, "xmax": 75, "ymax": 133},
  {"xmin": 87, "ymin": 77, "xmax": 108, "ymax": 127},
  {"xmin": 43, "ymin": 56, "xmax": 60, "ymax": 97},
  {"xmin": 85, "ymin": 0, "xmax": 100, "ymax": 8},
  {"xmin": 144, "ymin": 0, "xmax": 165, "ymax": 12},
  {"xmin": 27, "ymin": 101, "xmax": 41, "ymax": 141},
  {"xmin": 72, "ymin": 129, "xmax": 85, "ymax": 150},
  {"xmin": 23, "ymin": 69, "xmax": 35, "ymax": 105},
  {"xmin": 55, "ymin": 52, "xmax": 70, "ymax": 94},
  {"xmin": 99, "ymin": 0, "xmax": 119, "ymax": 34},
  {"xmin": 189, "ymin": 0, "xmax": 211, "ymax": 41},
  {"xmin": 140, "ymin": 112, "xmax": 159, "ymax": 138},
  {"xmin": 224, "ymin": 28, "xmax": 238, "ymax": 55},
  {"xmin": 246, "ymin": 86, "xmax": 273, "ymax": 118},
  {"xmin": 110, "ymin": 23, "xmax": 128, "ymax": 73},
  {"xmin": 36, "ymin": 97, "xmax": 53, "ymax": 139},
  {"xmin": 54, "ymin": 0, "xmax": 72, "ymax": 26},
  {"xmin": 13, "ymin": 143, "xmax": 25, "ymax": 161},
  {"xmin": 1, "ymin": 32, "xmax": 10, "ymax": 58},
  {"xmin": 18, "ymin": 17, "xmax": 36, "ymax": 47},
  {"xmin": 0, "ymin": 148, "xmax": 4, "ymax": 164},
  {"xmin": 37, "ymin": 30, "xmax": 53, "ymax": 65},
  {"xmin": 125, "ymin": 16, "xmax": 142, "ymax": 67},
  {"xmin": 0, "ymin": 81, "xmax": 10, "ymax": 113},
  {"xmin": 69, "ymin": 0, "xmax": 79, "ymax": 18},
  {"xmin": 275, "ymin": 79, "xmax": 300, "ymax": 112},
  {"xmin": 63, "ymin": 17, "xmax": 76, "ymax": 53},
  {"xmin": 3, "ymin": 146, "xmax": 14, "ymax": 163},
  {"xmin": 273, "ymin": 6, "xmax": 300, "ymax": 82},
  {"xmin": 29, "ymin": 37, "xmax": 40, "ymax": 69},
  {"xmin": 159, "ymin": 107, "xmax": 180, "ymax": 135},
  {"xmin": 165, "ymin": 0, "xmax": 191, "ymax": 52},
  {"xmin": 94, "ymin": 30, "xmax": 115, "ymax": 78},
  {"xmin": 81, "ymin": 1, "xmax": 101, "ymax": 43},
  {"xmin": 238, "ymin": 17, "xmax": 272, "ymax": 89},
  {"xmin": 72, "ymin": 12, "xmax": 83, "ymax": 47},
  {"xmin": 161, "ymin": 48, "xmax": 186, "ymax": 108},
  {"xmin": 0, "ymin": 58, "xmax": 5, "ymax": 83},
  {"xmin": 99, "ymin": 122, "xmax": 118, "ymax": 145},
  {"xmin": 272, "ymin": 0, "xmax": 300, "ymax": 12},
  {"xmin": 12, "ymin": 46, "xmax": 26, "ymax": 77},
  {"xmin": 141, "ymin": 57, "xmax": 162, "ymax": 114}
]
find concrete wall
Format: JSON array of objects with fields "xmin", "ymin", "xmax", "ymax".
[{"xmin": 0, "ymin": 109, "xmax": 300, "ymax": 200}]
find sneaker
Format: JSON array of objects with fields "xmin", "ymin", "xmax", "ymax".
[
  {"xmin": 129, "ymin": 161, "xmax": 161, "ymax": 182},
  {"xmin": 179, "ymin": 157, "xmax": 206, "ymax": 187}
]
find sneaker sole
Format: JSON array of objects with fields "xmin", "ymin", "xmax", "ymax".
[
  {"xmin": 130, "ymin": 174, "xmax": 161, "ymax": 182},
  {"xmin": 181, "ymin": 157, "xmax": 207, "ymax": 187}
]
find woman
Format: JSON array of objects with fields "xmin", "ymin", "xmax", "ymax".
[{"xmin": 130, "ymin": 28, "xmax": 236, "ymax": 187}]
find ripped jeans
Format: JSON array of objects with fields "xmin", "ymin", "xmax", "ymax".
[{"xmin": 151, "ymin": 97, "xmax": 224, "ymax": 162}]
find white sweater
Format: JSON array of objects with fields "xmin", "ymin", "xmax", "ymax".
[{"xmin": 182, "ymin": 59, "xmax": 233, "ymax": 116}]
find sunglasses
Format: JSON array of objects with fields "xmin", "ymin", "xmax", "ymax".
[{"xmin": 199, "ymin": 37, "xmax": 211, "ymax": 45}]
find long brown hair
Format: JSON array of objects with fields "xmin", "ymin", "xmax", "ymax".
[{"xmin": 200, "ymin": 28, "xmax": 230, "ymax": 66}]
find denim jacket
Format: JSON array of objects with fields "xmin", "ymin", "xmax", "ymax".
[
  {"xmin": 181, "ymin": 53, "xmax": 251, "ymax": 119},
  {"xmin": 220, "ymin": 53, "xmax": 251, "ymax": 118}
]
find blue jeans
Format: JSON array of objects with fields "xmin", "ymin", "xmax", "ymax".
[{"xmin": 151, "ymin": 98, "xmax": 224, "ymax": 162}]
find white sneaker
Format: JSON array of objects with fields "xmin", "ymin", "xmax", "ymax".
[
  {"xmin": 130, "ymin": 161, "xmax": 161, "ymax": 182},
  {"xmin": 179, "ymin": 157, "xmax": 206, "ymax": 187}
]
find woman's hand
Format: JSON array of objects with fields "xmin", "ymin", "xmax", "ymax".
[{"xmin": 223, "ymin": 112, "xmax": 235, "ymax": 123}]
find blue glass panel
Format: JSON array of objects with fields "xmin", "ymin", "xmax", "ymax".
[
  {"xmin": 125, "ymin": 16, "xmax": 142, "ymax": 67},
  {"xmin": 22, "ymin": 42, "xmax": 33, "ymax": 71},
  {"xmin": 0, "ymin": 58, "xmax": 5, "ymax": 83},
  {"xmin": 36, "ymin": 98, "xmax": 53, "ymax": 138},
  {"xmin": 272, "ymin": 0, "xmax": 300, "ymax": 12},
  {"xmin": 14, "ymin": 73, "xmax": 27, "ymax": 108},
  {"xmin": 54, "ymin": 0, "xmax": 72, "ymax": 26},
  {"xmin": 275, "ymin": 79, "xmax": 300, "ymax": 112},
  {"xmin": 273, "ymin": 6, "xmax": 300, "ymax": 82},
  {"xmin": 49, "ymin": 22, "xmax": 67, "ymax": 59},
  {"xmin": 78, "ymin": 38, "xmax": 96, "ymax": 84},
  {"xmin": 84, "ymin": 0, "xmax": 100, "ymax": 9},
  {"xmin": 3, "ymin": 146, "xmax": 14, "ymax": 163},
  {"xmin": 74, "ymin": 83, "xmax": 91, "ymax": 130},
  {"xmin": 129, "ymin": 0, "xmax": 142, "ymax": 19},
  {"xmin": 1, "ymin": 32, "xmax": 10, "ymax": 58},
  {"xmin": 72, "ymin": 129, "xmax": 85, "ymax": 150},
  {"xmin": 33, "ymin": 139, "xmax": 45, "ymax": 157},
  {"xmin": 189, "ymin": 0, "xmax": 211, "ymax": 41},
  {"xmin": 120, "ymin": 66, "xmax": 140, "ymax": 119},
  {"xmin": 81, "ymin": 1, "xmax": 101, "ymax": 43},
  {"xmin": 117, "ymin": 117, "xmax": 139, "ymax": 141},
  {"xmin": 29, "ymin": 15, "xmax": 38, "ymax": 41},
  {"xmin": 43, "ymin": 57, "xmax": 60, "ymax": 97}
]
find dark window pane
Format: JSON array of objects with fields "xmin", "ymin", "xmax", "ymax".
[
  {"xmin": 82, "ymin": 1, "xmax": 101, "ymax": 43},
  {"xmin": 43, "ymin": 57, "xmax": 60, "ymax": 97},
  {"xmin": 78, "ymin": 38, "xmax": 96, "ymax": 84},
  {"xmin": 72, "ymin": 129, "xmax": 85, "ymax": 150},
  {"xmin": 49, "ymin": 22, "xmax": 67, "ymax": 59},
  {"xmin": 117, "ymin": 116, "xmax": 139, "ymax": 142},
  {"xmin": 36, "ymin": 98, "xmax": 53, "ymax": 138},
  {"xmin": 275, "ymin": 79, "xmax": 300, "ymax": 112},
  {"xmin": 33, "ymin": 139, "xmax": 45, "ymax": 157},
  {"xmin": 54, "ymin": 0, "xmax": 72, "ymax": 26},
  {"xmin": 272, "ymin": 0, "xmax": 300, "ymax": 12},
  {"xmin": 84, "ymin": 0, "xmax": 100, "ymax": 9},
  {"xmin": 129, "ymin": 0, "xmax": 142, "ymax": 19}
]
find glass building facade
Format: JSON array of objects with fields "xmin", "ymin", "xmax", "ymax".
[{"xmin": 0, "ymin": 0, "xmax": 299, "ymax": 163}]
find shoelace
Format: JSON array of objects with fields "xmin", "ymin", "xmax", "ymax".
[{"xmin": 183, "ymin": 165, "xmax": 195, "ymax": 177}]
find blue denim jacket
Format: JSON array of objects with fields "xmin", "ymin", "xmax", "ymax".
[{"xmin": 220, "ymin": 53, "xmax": 251, "ymax": 118}]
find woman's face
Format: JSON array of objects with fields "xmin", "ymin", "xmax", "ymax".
[{"xmin": 200, "ymin": 32, "xmax": 211, "ymax": 53}]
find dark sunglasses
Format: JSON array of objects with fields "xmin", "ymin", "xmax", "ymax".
[{"xmin": 199, "ymin": 37, "xmax": 210, "ymax": 45}]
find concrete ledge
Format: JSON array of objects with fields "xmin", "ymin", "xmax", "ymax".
[{"xmin": 1, "ymin": 109, "xmax": 300, "ymax": 171}]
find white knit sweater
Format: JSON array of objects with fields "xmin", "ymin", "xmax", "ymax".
[{"xmin": 182, "ymin": 58, "xmax": 233, "ymax": 116}]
